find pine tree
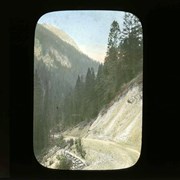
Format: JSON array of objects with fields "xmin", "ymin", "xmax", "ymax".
[
  {"xmin": 120, "ymin": 12, "xmax": 143, "ymax": 79},
  {"xmin": 60, "ymin": 16, "xmax": 143, "ymax": 130},
  {"xmin": 105, "ymin": 20, "xmax": 121, "ymax": 61},
  {"xmin": 84, "ymin": 68, "xmax": 96, "ymax": 120},
  {"xmin": 103, "ymin": 21, "xmax": 121, "ymax": 101},
  {"xmin": 95, "ymin": 64, "xmax": 105, "ymax": 112},
  {"xmin": 73, "ymin": 75, "xmax": 84, "ymax": 123}
]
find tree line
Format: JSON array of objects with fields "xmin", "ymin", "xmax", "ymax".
[
  {"xmin": 34, "ymin": 12, "xmax": 143, "ymax": 155},
  {"xmin": 61, "ymin": 12, "xmax": 143, "ymax": 128}
]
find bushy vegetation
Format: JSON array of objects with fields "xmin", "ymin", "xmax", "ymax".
[
  {"xmin": 56, "ymin": 154, "xmax": 72, "ymax": 170},
  {"xmin": 67, "ymin": 138, "xmax": 74, "ymax": 147},
  {"xmin": 49, "ymin": 159, "xmax": 54, "ymax": 166},
  {"xmin": 75, "ymin": 138, "xmax": 86, "ymax": 159},
  {"xmin": 56, "ymin": 135, "xmax": 67, "ymax": 148}
]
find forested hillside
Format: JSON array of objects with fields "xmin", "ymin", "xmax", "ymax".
[
  {"xmin": 61, "ymin": 13, "xmax": 143, "ymax": 128},
  {"xmin": 34, "ymin": 24, "xmax": 99, "ymax": 155},
  {"xmin": 34, "ymin": 12, "xmax": 143, "ymax": 163}
]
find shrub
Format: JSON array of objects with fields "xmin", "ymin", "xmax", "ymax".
[
  {"xmin": 49, "ymin": 159, "xmax": 54, "ymax": 165},
  {"xmin": 75, "ymin": 138, "xmax": 86, "ymax": 159},
  {"xmin": 56, "ymin": 155, "xmax": 72, "ymax": 170},
  {"xmin": 56, "ymin": 154, "xmax": 60, "ymax": 160},
  {"xmin": 69, "ymin": 138, "xmax": 74, "ymax": 147},
  {"xmin": 56, "ymin": 135, "xmax": 67, "ymax": 148}
]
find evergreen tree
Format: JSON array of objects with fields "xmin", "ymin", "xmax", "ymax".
[
  {"xmin": 73, "ymin": 75, "xmax": 84, "ymax": 123},
  {"xmin": 120, "ymin": 12, "xmax": 143, "ymax": 79},
  {"xmin": 95, "ymin": 64, "xmax": 105, "ymax": 112},
  {"xmin": 103, "ymin": 21, "xmax": 121, "ymax": 102},
  {"xmin": 84, "ymin": 68, "xmax": 96, "ymax": 119},
  {"xmin": 60, "ymin": 15, "xmax": 142, "ymax": 131},
  {"xmin": 105, "ymin": 20, "xmax": 121, "ymax": 60}
]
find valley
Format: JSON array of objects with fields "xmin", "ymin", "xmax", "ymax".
[
  {"xmin": 40, "ymin": 74, "xmax": 142, "ymax": 170},
  {"xmin": 34, "ymin": 13, "xmax": 143, "ymax": 170}
]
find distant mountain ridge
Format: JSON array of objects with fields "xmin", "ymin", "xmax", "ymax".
[
  {"xmin": 34, "ymin": 23, "xmax": 99, "ymax": 86},
  {"xmin": 41, "ymin": 23, "xmax": 80, "ymax": 51}
]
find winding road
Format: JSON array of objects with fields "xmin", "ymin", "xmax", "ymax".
[{"xmin": 64, "ymin": 135, "xmax": 140, "ymax": 170}]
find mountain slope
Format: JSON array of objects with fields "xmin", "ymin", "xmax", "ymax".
[
  {"xmin": 41, "ymin": 23, "xmax": 80, "ymax": 51},
  {"xmin": 86, "ymin": 73, "xmax": 142, "ymax": 148},
  {"xmin": 63, "ymin": 73, "xmax": 142, "ymax": 147},
  {"xmin": 42, "ymin": 73, "xmax": 142, "ymax": 170},
  {"xmin": 64, "ymin": 73, "xmax": 142, "ymax": 169},
  {"xmin": 34, "ymin": 23, "xmax": 99, "ymax": 105},
  {"xmin": 34, "ymin": 23, "xmax": 99, "ymax": 84},
  {"xmin": 34, "ymin": 23, "xmax": 99, "ymax": 154}
]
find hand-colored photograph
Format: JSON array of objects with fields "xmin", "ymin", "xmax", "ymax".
[{"xmin": 34, "ymin": 10, "xmax": 143, "ymax": 170}]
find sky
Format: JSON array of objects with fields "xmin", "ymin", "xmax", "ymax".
[{"xmin": 38, "ymin": 10, "xmax": 125, "ymax": 63}]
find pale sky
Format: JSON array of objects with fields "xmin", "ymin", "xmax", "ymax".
[{"xmin": 38, "ymin": 10, "xmax": 125, "ymax": 63}]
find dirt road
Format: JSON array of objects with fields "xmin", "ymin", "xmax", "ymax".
[{"xmin": 64, "ymin": 135, "xmax": 140, "ymax": 170}]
